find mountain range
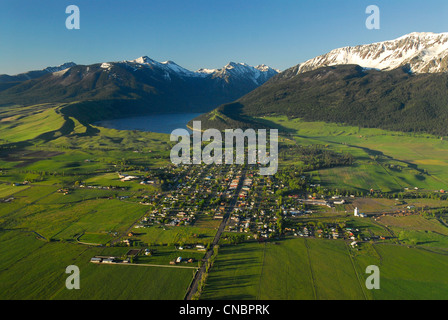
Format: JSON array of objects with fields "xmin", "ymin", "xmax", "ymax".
[
  {"xmin": 195, "ymin": 32, "xmax": 448, "ymax": 136},
  {"xmin": 0, "ymin": 62, "xmax": 77, "ymax": 84},
  {"xmin": 2, "ymin": 32, "xmax": 448, "ymax": 135},
  {"xmin": 0, "ymin": 57, "xmax": 278, "ymax": 121},
  {"xmin": 291, "ymin": 32, "xmax": 448, "ymax": 75}
]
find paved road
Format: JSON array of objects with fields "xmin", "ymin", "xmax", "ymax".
[{"xmin": 184, "ymin": 170, "xmax": 246, "ymax": 300}]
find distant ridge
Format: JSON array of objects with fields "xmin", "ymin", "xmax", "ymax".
[
  {"xmin": 291, "ymin": 32, "xmax": 448, "ymax": 75},
  {"xmin": 0, "ymin": 62, "xmax": 77, "ymax": 83},
  {"xmin": 194, "ymin": 32, "xmax": 448, "ymax": 136},
  {"xmin": 0, "ymin": 56, "xmax": 278, "ymax": 122}
]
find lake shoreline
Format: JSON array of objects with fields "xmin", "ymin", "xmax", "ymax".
[{"xmin": 95, "ymin": 112, "xmax": 204, "ymax": 134}]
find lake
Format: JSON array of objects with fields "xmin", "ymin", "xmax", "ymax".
[{"xmin": 95, "ymin": 113, "xmax": 203, "ymax": 134}]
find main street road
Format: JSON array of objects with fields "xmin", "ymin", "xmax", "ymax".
[{"xmin": 185, "ymin": 169, "xmax": 246, "ymax": 300}]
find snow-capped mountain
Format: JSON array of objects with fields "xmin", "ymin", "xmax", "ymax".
[
  {"xmin": 119, "ymin": 56, "xmax": 279, "ymax": 84},
  {"xmin": 0, "ymin": 62, "xmax": 77, "ymax": 83},
  {"xmin": 43, "ymin": 62, "xmax": 77, "ymax": 74},
  {"xmin": 206, "ymin": 62, "xmax": 279, "ymax": 85},
  {"xmin": 0, "ymin": 56, "xmax": 278, "ymax": 115},
  {"xmin": 122, "ymin": 56, "xmax": 201, "ymax": 78},
  {"xmin": 293, "ymin": 32, "xmax": 448, "ymax": 75}
]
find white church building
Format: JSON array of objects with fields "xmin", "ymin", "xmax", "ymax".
[{"xmin": 354, "ymin": 207, "xmax": 367, "ymax": 218}]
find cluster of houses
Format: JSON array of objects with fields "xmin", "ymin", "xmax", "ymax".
[
  {"xmin": 135, "ymin": 209, "xmax": 197, "ymax": 228},
  {"xmin": 78, "ymin": 184, "xmax": 126, "ymax": 191},
  {"xmin": 118, "ymin": 172, "xmax": 156, "ymax": 185},
  {"xmin": 169, "ymin": 256, "xmax": 196, "ymax": 265},
  {"xmin": 57, "ymin": 188, "xmax": 70, "ymax": 195},
  {"xmin": 285, "ymin": 224, "xmax": 364, "ymax": 241},
  {"xmin": 238, "ymin": 178, "xmax": 253, "ymax": 199}
]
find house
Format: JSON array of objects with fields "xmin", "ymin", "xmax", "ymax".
[{"xmin": 102, "ymin": 258, "xmax": 115, "ymax": 264}]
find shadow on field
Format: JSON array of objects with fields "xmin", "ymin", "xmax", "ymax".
[
  {"xmin": 203, "ymin": 274, "xmax": 259, "ymax": 300},
  {"xmin": 217, "ymin": 257, "xmax": 259, "ymax": 268}
]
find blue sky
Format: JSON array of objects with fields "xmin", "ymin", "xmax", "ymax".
[{"xmin": 1, "ymin": 0, "xmax": 448, "ymax": 74}]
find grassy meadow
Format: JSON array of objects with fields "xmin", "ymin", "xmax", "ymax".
[
  {"xmin": 262, "ymin": 115, "xmax": 448, "ymax": 192},
  {"xmin": 1, "ymin": 103, "xmax": 448, "ymax": 300},
  {"xmin": 201, "ymin": 238, "xmax": 448, "ymax": 300}
]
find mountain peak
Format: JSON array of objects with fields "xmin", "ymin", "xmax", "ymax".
[
  {"xmin": 224, "ymin": 62, "xmax": 243, "ymax": 69},
  {"xmin": 132, "ymin": 56, "xmax": 155, "ymax": 64},
  {"xmin": 123, "ymin": 57, "xmax": 278, "ymax": 80},
  {"xmin": 294, "ymin": 31, "xmax": 448, "ymax": 75},
  {"xmin": 0, "ymin": 62, "xmax": 77, "ymax": 83},
  {"xmin": 44, "ymin": 62, "xmax": 77, "ymax": 73}
]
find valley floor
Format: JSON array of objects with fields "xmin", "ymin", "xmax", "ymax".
[{"xmin": 0, "ymin": 104, "xmax": 448, "ymax": 300}]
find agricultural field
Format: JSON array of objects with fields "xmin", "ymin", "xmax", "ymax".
[
  {"xmin": 1, "ymin": 104, "xmax": 448, "ymax": 300},
  {"xmin": 0, "ymin": 183, "xmax": 28, "ymax": 198},
  {"xmin": 135, "ymin": 225, "xmax": 217, "ymax": 246},
  {"xmin": 375, "ymin": 214, "xmax": 448, "ymax": 249},
  {"xmin": 263, "ymin": 116, "xmax": 448, "ymax": 192},
  {"xmin": 353, "ymin": 243, "xmax": 448, "ymax": 300},
  {"xmin": 201, "ymin": 238, "xmax": 366, "ymax": 300},
  {"xmin": 1, "ymin": 195, "xmax": 149, "ymax": 242},
  {"xmin": 201, "ymin": 238, "xmax": 448, "ymax": 300},
  {"xmin": 0, "ymin": 104, "xmax": 200, "ymax": 300},
  {"xmin": 0, "ymin": 238, "xmax": 193, "ymax": 300}
]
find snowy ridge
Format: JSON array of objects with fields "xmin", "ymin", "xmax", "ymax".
[
  {"xmin": 44, "ymin": 62, "xmax": 77, "ymax": 73},
  {"xmin": 295, "ymin": 32, "xmax": 448, "ymax": 74},
  {"xmin": 120, "ymin": 56, "xmax": 279, "ymax": 82},
  {"xmin": 211, "ymin": 62, "xmax": 279, "ymax": 85}
]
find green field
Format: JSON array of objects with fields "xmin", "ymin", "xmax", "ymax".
[
  {"xmin": 201, "ymin": 238, "xmax": 365, "ymax": 300},
  {"xmin": 135, "ymin": 225, "xmax": 218, "ymax": 246},
  {"xmin": 1, "ymin": 103, "xmax": 448, "ymax": 300},
  {"xmin": 0, "ymin": 234, "xmax": 193, "ymax": 300},
  {"xmin": 262, "ymin": 116, "xmax": 448, "ymax": 192},
  {"xmin": 353, "ymin": 244, "xmax": 448, "ymax": 299},
  {"xmin": 201, "ymin": 238, "xmax": 448, "ymax": 300}
]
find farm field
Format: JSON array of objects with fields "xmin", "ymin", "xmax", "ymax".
[
  {"xmin": 0, "ymin": 237, "xmax": 193, "ymax": 300},
  {"xmin": 262, "ymin": 116, "xmax": 448, "ymax": 192},
  {"xmin": 201, "ymin": 238, "xmax": 448, "ymax": 300},
  {"xmin": 1, "ymin": 104, "xmax": 448, "ymax": 300},
  {"xmin": 201, "ymin": 238, "xmax": 365, "ymax": 300},
  {"xmin": 353, "ymin": 243, "xmax": 448, "ymax": 300},
  {"xmin": 374, "ymin": 215, "xmax": 448, "ymax": 249},
  {"xmin": 1, "ymin": 196, "xmax": 148, "ymax": 241},
  {"xmin": 135, "ymin": 225, "xmax": 218, "ymax": 246},
  {"xmin": 376, "ymin": 215, "xmax": 448, "ymax": 235},
  {"xmin": 0, "ymin": 183, "xmax": 28, "ymax": 198}
]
